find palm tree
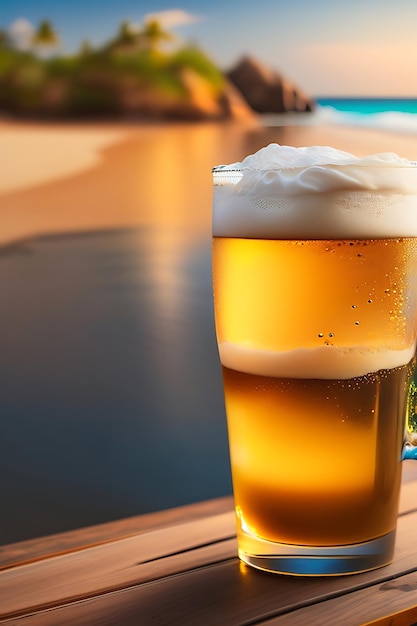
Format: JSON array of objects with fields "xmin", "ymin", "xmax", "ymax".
[
  {"xmin": 115, "ymin": 21, "xmax": 138, "ymax": 46},
  {"xmin": 105, "ymin": 20, "xmax": 141, "ymax": 54},
  {"xmin": 32, "ymin": 20, "xmax": 59, "ymax": 56},
  {"xmin": 140, "ymin": 19, "xmax": 174, "ymax": 53}
]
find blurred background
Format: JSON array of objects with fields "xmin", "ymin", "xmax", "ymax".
[{"xmin": 1, "ymin": 0, "xmax": 417, "ymax": 546}]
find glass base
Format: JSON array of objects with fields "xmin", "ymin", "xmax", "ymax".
[{"xmin": 238, "ymin": 529, "xmax": 396, "ymax": 576}]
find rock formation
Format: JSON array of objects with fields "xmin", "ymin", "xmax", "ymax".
[
  {"xmin": 115, "ymin": 70, "xmax": 256, "ymax": 121},
  {"xmin": 227, "ymin": 56, "xmax": 315, "ymax": 114}
]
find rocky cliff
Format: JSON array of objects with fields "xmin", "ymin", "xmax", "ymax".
[{"xmin": 227, "ymin": 56, "xmax": 315, "ymax": 114}]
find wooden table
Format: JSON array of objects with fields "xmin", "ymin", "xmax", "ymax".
[{"xmin": 2, "ymin": 470, "xmax": 417, "ymax": 626}]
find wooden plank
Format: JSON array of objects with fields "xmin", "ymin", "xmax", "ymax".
[
  {"xmin": 1, "ymin": 481, "xmax": 415, "ymax": 623},
  {"xmin": 0, "ymin": 496, "xmax": 234, "ymax": 570},
  {"xmin": 365, "ymin": 604, "xmax": 417, "ymax": 626},
  {"xmin": 2, "ymin": 476, "xmax": 415, "ymax": 573},
  {"xmin": 261, "ymin": 571, "xmax": 417, "ymax": 625},
  {"xmin": 4, "ymin": 546, "xmax": 417, "ymax": 626},
  {"xmin": 0, "ymin": 512, "xmax": 236, "ymax": 619},
  {"xmin": 3, "ymin": 508, "xmax": 417, "ymax": 625}
]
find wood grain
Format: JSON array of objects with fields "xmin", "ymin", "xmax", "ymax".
[
  {"xmin": 0, "ymin": 496, "xmax": 234, "ymax": 570},
  {"xmin": 262, "ymin": 572, "xmax": 417, "ymax": 625},
  {"xmin": 2, "ymin": 507, "xmax": 417, "ymax": 624},
  {"xmin": 1, "ymin": 481, "xmax": 416, "ymax": 625},
  {"xmin": 0, "ymin": 511, "xmax": 236, "ymax": 619}
]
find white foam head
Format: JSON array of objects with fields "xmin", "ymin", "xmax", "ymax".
[{"xmin": 213, "ymin": 144, "xmax": 417, "ymax": 239}]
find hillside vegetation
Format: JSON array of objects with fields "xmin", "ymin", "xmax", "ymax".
[{"xmin": 0, "ymin": 19, "xmax": 229, "ymax": 119}]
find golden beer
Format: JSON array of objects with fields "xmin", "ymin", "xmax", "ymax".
[
  {"xmin": 222, "ymin": 364, "xmax": 409, "ymax": 546},
  {"xmin": 213, "ymin": 145, "xmax": 417, "ymax": 575},
  {"xmin": 213, "ymin": 234, "xmax": 417, "ymax": 574}
]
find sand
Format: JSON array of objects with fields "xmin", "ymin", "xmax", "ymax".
[
  {"xmin": 0, "ymin": 123, "xmax": 130, "ymax": 194},
  {"xmin": 0, "ymin": 118, "xmax": 416, "ymax": 247}
]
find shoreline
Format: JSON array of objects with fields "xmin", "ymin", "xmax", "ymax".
[{"xmin": 1, "ymin": 119, "xmax": 416, "ymax": 247}]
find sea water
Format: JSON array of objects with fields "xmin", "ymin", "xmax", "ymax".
[{"xmin": 263, "ymin": 98, "xmax": 417, "ymax": 135}]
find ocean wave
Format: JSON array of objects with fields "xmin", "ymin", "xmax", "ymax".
[
  {"xmin": 261, "ymin": 106, "xmax": 417, "ymax": 136},
  {"xmin": 316, "ymin": 105, "xmax": 417, "ymax": 135}
]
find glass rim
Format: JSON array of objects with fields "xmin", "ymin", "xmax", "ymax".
[{"xmin": 212, "ymin": 162, "xmax": 417, "ymax": 173}]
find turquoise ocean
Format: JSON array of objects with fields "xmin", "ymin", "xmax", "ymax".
[{"xmin": 264, "ymin": 98, "xmax": 417, "ymax": 135}]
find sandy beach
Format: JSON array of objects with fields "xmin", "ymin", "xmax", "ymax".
[{"xmin": 1, "ymin": 119, "xmax": 417, "ymax": 248}]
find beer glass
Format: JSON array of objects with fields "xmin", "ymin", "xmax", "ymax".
[{"xmin": 212, "ymin": 150, "xmax": 417, "ymax": 575}]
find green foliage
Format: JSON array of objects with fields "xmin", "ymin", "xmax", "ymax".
[
  {"xmin": 170, "ymin": 46, "xmax": 225, "ymax": 93},
  {"xmin": 0, "ymin": 18, "xmax": 226, "ymax": 117},
  {"xmin": 68, "ymin": 82, "xmax": 120, "ymax": 116},
  {"xmin": 0, "ymin": 47, "xmax": 22, "ymax": 77},
  {"xmin": 0, "ymin": 50, "xmax": 47, "ymax": 112},
  {"xmin": 32, "ymin": 20, "xmax": 59, "ymax": 47},
  {"xmin": 141, "ymin": 19, "xmax": 174, "ymax": 52}
]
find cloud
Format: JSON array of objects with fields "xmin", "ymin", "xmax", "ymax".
[
  {"xmin": 143, "ymin": 9, "xmax": 202, "ymax": 29},
  {"xmin": 8, "ymin": 18, "xmax": 35, "ymax": 50}
]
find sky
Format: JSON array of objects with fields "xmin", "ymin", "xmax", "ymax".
[{"xmin": 1, "ymin": 0, "xmax": 417, "ymax": 97}]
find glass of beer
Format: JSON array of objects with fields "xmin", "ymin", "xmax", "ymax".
[{"xmin": 212, "ymin": 144, "xmax": 417, "ymax": 575}]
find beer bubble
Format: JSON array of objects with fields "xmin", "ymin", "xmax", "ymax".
[
  {"xmin": 355, "ymin": 321, "xmax": 360, "ymax": 325},
  {"xmin": 367, "ymin": 299, "xmax": 373, "ymax": 304},
  {"xmin": 351, "ymin": 304, "xmax": 357, "ymax": 309},
  {"xmin": 328, "ymin": 332, "xmax": 334, "ymax": 338}
]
